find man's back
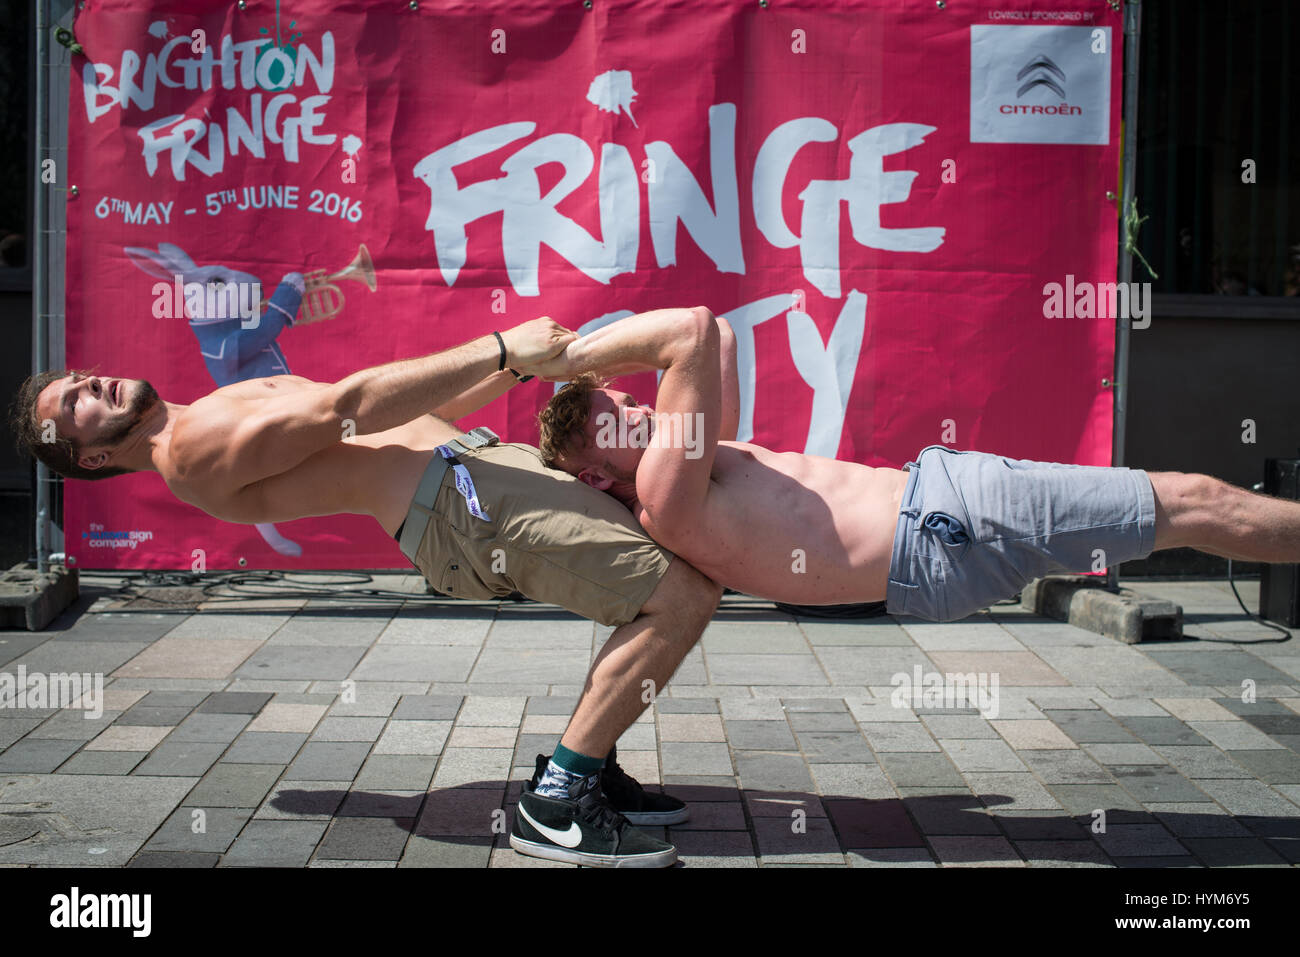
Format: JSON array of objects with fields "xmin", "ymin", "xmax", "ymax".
[{"xmin": 634, "ymin": 440, "xmax": 909, "ymax": 604}]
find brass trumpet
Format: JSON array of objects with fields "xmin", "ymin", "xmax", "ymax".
[{"xmin": 299, "ymin": 243, "xmax": 377, "ymax": 324}]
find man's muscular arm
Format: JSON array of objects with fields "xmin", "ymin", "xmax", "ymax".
[
  {"xmin": 541, "ymin": 306, "xmax": 721, "ymax": 539},
  {"xmin": 533, "ymin": 308, "xmax": 704, "ymax": 378},
  {"xmin": 631, "ymin": 308, "xmax": 721, "ymax": 539},
  {"xmin": 176, "ymin": 319, "xmax": 573, "ymax": 489},
  {"xmin": 429, "ymin": 369, "xmax": 518, "ymax": 425},
  {"xmin": 533, "ymin": 313, "xmax": 738, "ymax": 442},
  {"xmin": 337, "ymin": 317, "xmax": 571, "ymax": 434}
]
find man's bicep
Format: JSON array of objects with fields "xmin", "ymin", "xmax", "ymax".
[
  {"xmin": 636, "ymin": 310, "xmax": 721, "ymax": 529},
  {"xmin": 635, "ymin": 444, "xmax": 714, "ymax": 541}
]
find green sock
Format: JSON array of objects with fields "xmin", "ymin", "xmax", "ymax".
[
  {"xmin": 536, "ymin": 744, "xmax": 606, "ymax": 798},
  {"xmin": 552, "ymin": 743, "xmax": 605, "ymax": 776}
]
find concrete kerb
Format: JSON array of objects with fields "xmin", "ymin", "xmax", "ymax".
[
  {"xmin": 1021, "ymin": 575, "xmax": 1183, "ymax": 644},
  {"xmin": 0, "ymin": 562, "xmax": 79, "ymax": 631}
]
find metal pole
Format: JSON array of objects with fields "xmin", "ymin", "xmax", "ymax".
[
  {"xmin": 33, "ymin": 0, "xmax": 51, "ymax": 574},
  {"xmin": 1108, "ymin": 0, "xmax": 1142, "ymax": 590}
]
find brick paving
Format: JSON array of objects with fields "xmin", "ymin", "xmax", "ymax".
[{"xmin": 0, "ymin": 574, "xmax": 1297, "ymax": 867}]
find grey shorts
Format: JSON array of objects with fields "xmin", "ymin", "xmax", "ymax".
[{"xmin": 886, "ymin": 445, "xmax": 1157, "ymax": 621}]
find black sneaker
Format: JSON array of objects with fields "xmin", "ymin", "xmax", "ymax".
[
  {"xmin": 602, "ymin": 756, "xmax": 690, "ymax": 826},
  {"xmin": 510, "ymin": 772, "xmax": 677, "ymax": 868},
  {"xmin": 527, "ymin": 753, "xmax": 690, "ymax": 827}
]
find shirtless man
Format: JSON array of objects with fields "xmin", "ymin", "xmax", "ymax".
[
  {"xmin": 537, "ymin": 306, "xmax": 1300, "ymax": 623},
  {"xmin": 9, "ymin": 317, "xmax": 723, "ymax": 868}
]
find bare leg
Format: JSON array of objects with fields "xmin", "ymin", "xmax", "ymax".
[
  {"xmin": 557, "ymin": 557, "xmax": 721, "ymax": 759},
  {"xmin": 1150, "ymin": 471, "xmax": 1300, "ymax": 562}
]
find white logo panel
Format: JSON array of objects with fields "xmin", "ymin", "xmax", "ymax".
[{"xmin": 971, "ymin": 25, "xmax": 1111, "ymax": 145}]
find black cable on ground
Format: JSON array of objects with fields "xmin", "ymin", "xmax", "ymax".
[
  {"xmin": 87, "ymin": 568, "xmax": 493, "ymax": 606},
  {"xmin": 1222, "ymin": 559, "xmax": 1293, "ymax": 642}
]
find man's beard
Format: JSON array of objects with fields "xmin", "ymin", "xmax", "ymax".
[{"xmin": 95, "ymin": 378, "xmax": 160, "ymax": 449}]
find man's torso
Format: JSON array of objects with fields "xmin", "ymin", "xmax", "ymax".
[
  {"xmin": 638, "ymin": 441, "xmax": 909, "ymax": 604},
  {"xmin": 162, "ymin": 375, "xmax": 455, "ymax": 535}
]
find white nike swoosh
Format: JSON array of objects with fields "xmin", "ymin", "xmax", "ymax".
[{"xmin": 518, "ymin": 803, "xmax": 584, "ymax": 848}]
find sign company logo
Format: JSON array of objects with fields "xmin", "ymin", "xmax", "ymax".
[
  {"xmin": 1016, "ymin": 54, "xmax": 1066, "ymax": 100},
  {"xmin": 83, "ymin": 523, "xmax": 154, "ymax": 550},
  {"xmin": 971, "ymin": 25, "xmax": 1111, "ymax": 145}
]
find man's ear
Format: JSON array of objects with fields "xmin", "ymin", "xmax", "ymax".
[{"xmin": 577, "ymin": 466, "xmax": 613, "ymax": 491}]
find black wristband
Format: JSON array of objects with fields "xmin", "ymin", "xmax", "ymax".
[
  {"xmin": 509, "ymin": 369, "xmax": 534, "ymax": 383},
  {"xmin": 492, "ymin": 331, "xmax": 507, "ymax": 371}
]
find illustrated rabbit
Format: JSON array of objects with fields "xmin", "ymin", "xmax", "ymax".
[{"xmin": 125, "ymin": 242, "xmax": 308, "ymax": 558}]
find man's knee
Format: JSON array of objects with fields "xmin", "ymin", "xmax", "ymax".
[{"xmin": 639, "ymin": 557, "xmax": 721, "ymax": 632}]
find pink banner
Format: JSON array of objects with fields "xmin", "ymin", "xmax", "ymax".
[{"xmin": 64, "ymin": 0, "xmax": 1123, "ymax": 570}]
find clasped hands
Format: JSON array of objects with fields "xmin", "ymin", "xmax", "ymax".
[{"xmin": 498, "ymin": 317, "xmax": 582, "ymax": 382}]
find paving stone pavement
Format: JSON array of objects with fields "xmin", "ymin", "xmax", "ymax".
[{"xmin": 0, "ymin": 574, "xmax": 1297, "ymax": 868}]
